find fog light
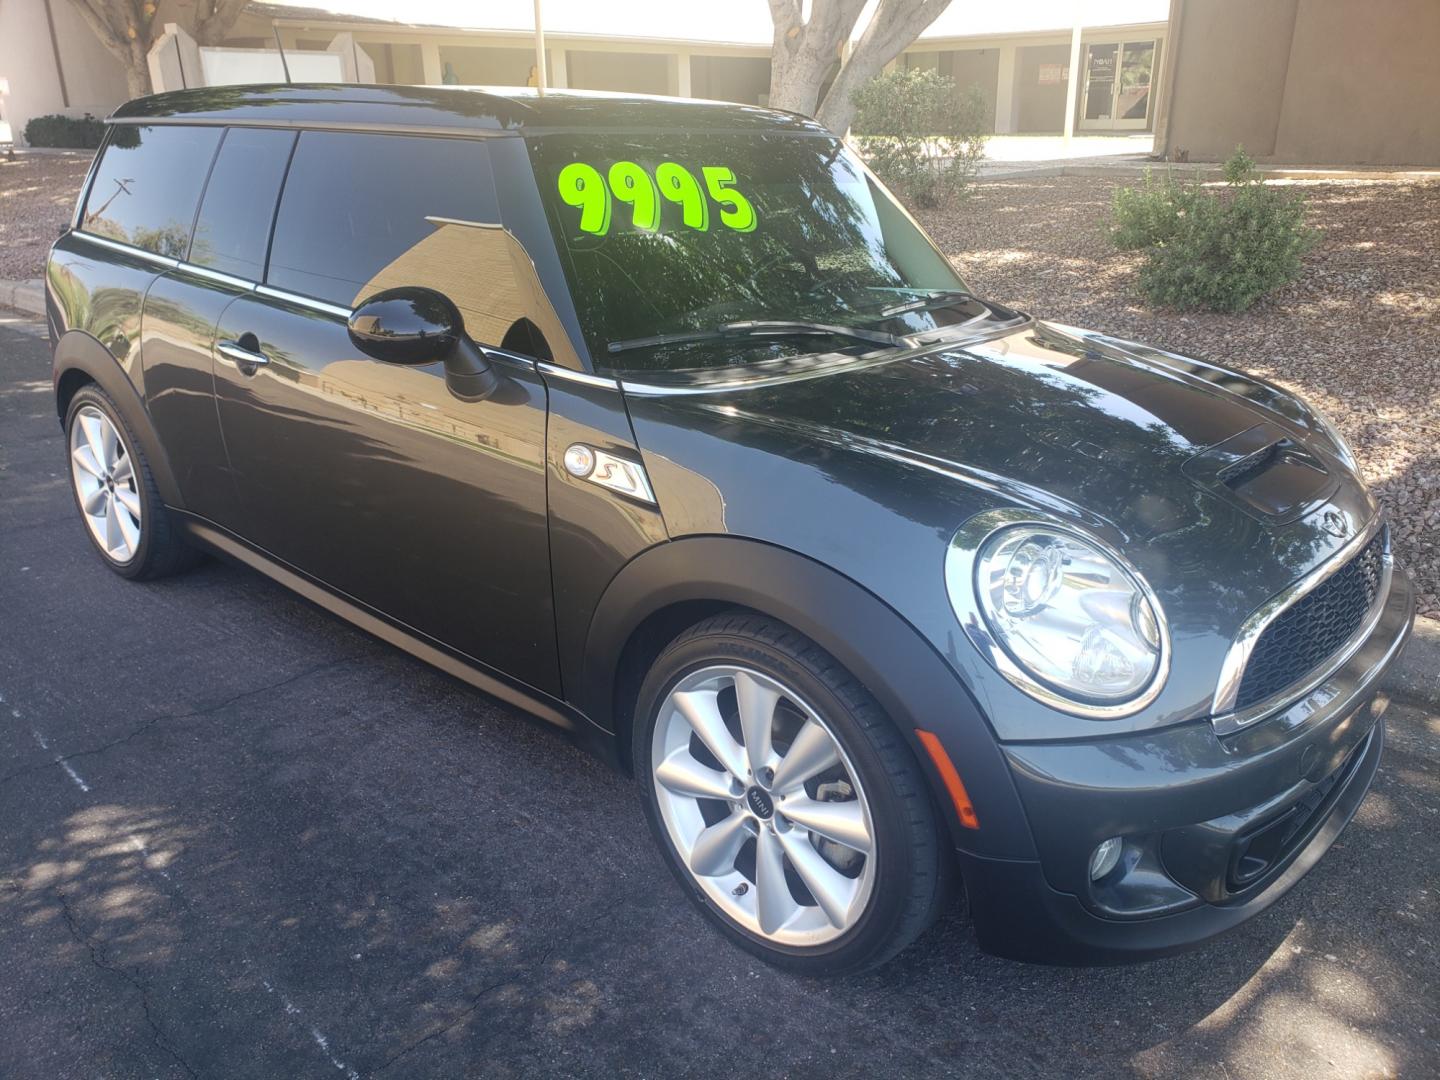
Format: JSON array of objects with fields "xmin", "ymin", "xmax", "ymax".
[{"xmin": 1089, "ymin": 836, "xmax": 1123, "ymax": 881}]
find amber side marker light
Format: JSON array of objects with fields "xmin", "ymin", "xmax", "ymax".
[{"xmin": 915, "ymin": 729, "xmax": 980, "ymax": 830}]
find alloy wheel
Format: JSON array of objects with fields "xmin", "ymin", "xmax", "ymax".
[
  {"xmin": 69, "ymin": 405, "xmax": 142, "ymax": 563},
  {"xmin": 650, "ymin": 665, "xmax": 877, "ymax": 947}
]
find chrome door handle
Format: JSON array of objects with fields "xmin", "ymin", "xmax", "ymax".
[{"xmin": 217, "ymin": 339, "xmax": 270, "ymax": 370}]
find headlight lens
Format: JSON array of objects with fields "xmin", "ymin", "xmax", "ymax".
[
  {"xmin": 974, "ymin": 526, "xmax": 1165, "ymax": 704},
  {"xmin": 1308, "ymin": 405, "xmax": 1359, "ymax": 473}
]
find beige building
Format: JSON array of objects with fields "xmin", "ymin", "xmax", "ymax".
[
  {"xmin": 2, "ymin": 0, "xmax": 1170, "ymax": 145},
  {"xmin": 1156, "ymin": 0, "xmax": 1440, "ymax": 166}
]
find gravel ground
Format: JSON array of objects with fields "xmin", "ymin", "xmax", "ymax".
[
  {"xmin": 919, "ymin": 176, "xmax": 1440, "ymax": 617},
  {"xmin": 3, "ymin": 159, "xmax": 1434, "ymax": 613},
  {"xmin": 0, "ymin": 152, "xmax": 91, "ymax": 279}
]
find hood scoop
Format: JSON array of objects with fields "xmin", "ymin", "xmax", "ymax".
[{"xmin": 1184, "ymin": 423, "xmax": 1338, "ymax": 524}]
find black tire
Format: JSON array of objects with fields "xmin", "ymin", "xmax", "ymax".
[
  {"xmin": 64, "ymin": 384, "xmax": 202, "ymax": 581},
  {"xmin": 633, "ymin": 610, "xmax": 952, "ymax": 975}
]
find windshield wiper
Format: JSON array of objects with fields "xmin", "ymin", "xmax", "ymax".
[
  {"xmin": 876, "ymin": 288, "xmax": 978, "ymax": 318},
  {"xmin": 607, "ymin": 319, "xmax": 907, "ymax": 355}
]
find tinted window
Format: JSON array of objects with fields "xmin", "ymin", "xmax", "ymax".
[
  {"xmin": 189, "ymin": 127, "xmax": 297, "ymax": 280},
  {"xmin": 81, "ymin": 125, "xmax": 222, "ymax": 258},
  {"xmin": 532, "ymin": 132, "xmax": 975, "ymax": 372},
  {"xmin": 268, "ymin": 132, "xmax": 500, "ymax": 307}
]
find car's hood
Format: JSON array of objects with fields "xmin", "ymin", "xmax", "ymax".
[
  {"xmin": 644, "ymin": 321, "xmax": 1348, "ymax": 539},
  {"xmin": 624, "ymin": 322, "xmax": 1379, "ymax": 734}
]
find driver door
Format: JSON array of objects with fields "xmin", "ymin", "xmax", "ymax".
[{"xmin": 211, "ymin": 130, "xmax": 561, "ymax": 694}]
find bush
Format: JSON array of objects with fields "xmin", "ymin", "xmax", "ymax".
[
  {"xmin": 851, "ymin": 68, "xmax": 989, "ymax": 208},
  {"xmin": 23, "ymin": 113, "xmax": 107, "ymax": 148},
  {"xmin": 1110, "ymin": 146, "xmax": 1317, "ymax": 313}
]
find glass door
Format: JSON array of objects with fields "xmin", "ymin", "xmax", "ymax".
[{"xmin": 1079, "ymin": 40, "xmax": 1157, "ymax": 130}]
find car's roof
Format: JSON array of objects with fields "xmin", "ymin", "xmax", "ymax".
[{"xmin": 108, "ymin": 84, "xmax": 830, "ymax": 137}]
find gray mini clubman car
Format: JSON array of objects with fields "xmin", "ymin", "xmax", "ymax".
[{"xmin": 47, "ymin": 86, "xmax": 1414, "ymax": 973}]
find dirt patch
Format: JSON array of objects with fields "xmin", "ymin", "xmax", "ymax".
[
  {"xmin": 919, "ymin": 176, "xmax": 1440, "ymax": 617},
  {"xmin": 0, "ymin": 152, "xmax": 93, "ymax": 280}
]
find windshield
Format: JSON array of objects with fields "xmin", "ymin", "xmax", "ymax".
[{"xmin": 530, "ymin": 131, "xmax": 984, "ymax": 373}]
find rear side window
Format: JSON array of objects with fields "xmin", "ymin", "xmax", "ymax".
[
  {"xmin": 189, "ymin": 127, "xmax": 297, "ymax": 280},
  {"xmin": 267, "ymin": 132, "xmax": 500, "ymax": 307},
  {"xmin": 81, "ymin": 125, "xmax": 222, "ymax": 258}
]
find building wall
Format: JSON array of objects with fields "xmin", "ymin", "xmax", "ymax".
[
  {"xmin": 1013, "ymin": 44, "xmax": 1071, "ymax": 132},
  {"xmin": 0, "ymin": 0, "xmax": 131, "ymax": 143},
  {"xmin": 691, "ymin": 55, "xmax": 770, "ymax": 105},
  {"xmin": 1162, "ymin": 0, "xmax": 1440, "ymax": 164},
  {"xmin": 437, "ymin": 45, "xmax": 534, "ymax": 86},
  {"xmin": 565, "ymin": 50, "xmax": 671, "ymax": 95}
]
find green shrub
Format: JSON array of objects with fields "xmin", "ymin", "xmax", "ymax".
[
  {"xmin": 851, "ymin": 68, "xmax": 989, "ymax": 208},
  {"xmin": 1110, "ymin": 146, "xmax": 1317, "ymax": 313},
  {"xmin": 24, "ymin": 113, "xmax": 106, "ymax": 149}
]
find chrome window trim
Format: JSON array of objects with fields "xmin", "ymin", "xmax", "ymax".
[
  {"xmin": 1211, "ymin": 519, "xmax": 1392, "ymax": 736},
  {"xmin": 254, "ymin": 285, "xmax": 353, "ymax": 319},
  {"xmin": 71, "ymin": 230, "xmax": 181, "ymax": 270},
  {"xmin": 176, "ymin": 262, "xmax": 258, "ymax": 291},
  {"xmin": 536, "ymin": 361, "xmax": 619, "ymax": 389},
  {"xmin": 945, "ymin": 508, "xmax": 1172, "ymax": 720}
]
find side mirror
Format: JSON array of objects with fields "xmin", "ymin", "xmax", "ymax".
[
  {"xmin": 348, "ymin": 286, "xmax": 501, "ymax": 401},
  {"xmin": 348, "ymin": 286, "xmax": 460, "ymax": 366}
]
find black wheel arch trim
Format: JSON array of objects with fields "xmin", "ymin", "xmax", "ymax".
[
  {"xmin": 580, "ymin": 534, "xmax": 1037, "ymax": 860},
  {"xmin": 52, "ymin": 329, "xmax": 186, "ymax": 511}
]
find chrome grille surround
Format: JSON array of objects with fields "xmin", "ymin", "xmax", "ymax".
[{"xmin": 1211, "ymin": 518, "xmax": 1392, "ymax": 736}]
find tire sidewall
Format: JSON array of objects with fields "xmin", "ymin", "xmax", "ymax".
[
  {"xmin": 65, "ymin": 387, "xmax": 154, "ymax": 578},
  {"xmin": 634, "ymin": 625, "xmax": 925, "ymax": 974}
]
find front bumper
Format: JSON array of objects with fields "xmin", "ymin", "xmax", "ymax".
[{"xmin": 964, "ymin": 565, "xmax": 1414, "ymax": 964}]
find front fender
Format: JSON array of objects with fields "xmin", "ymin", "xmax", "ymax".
[
  {"xmin": 582, "ymin": 535, "xmax": 1036, "ymax": 859},
  {"xmin": 52, "ymin": 329, "xmax": 185, "ymax": 510}
]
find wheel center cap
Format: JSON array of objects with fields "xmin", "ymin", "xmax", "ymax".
[{"xmin": 745, "ymin": 786, "xmax": 774, "ymax": 820}]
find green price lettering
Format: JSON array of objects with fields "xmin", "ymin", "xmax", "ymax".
[
  {"xmin": 655, "ymin": 161, "xmax": 709, "ymax": 231},
  {"xmin": 702, "ymin": 166, "xmax": 757, "ymax": 233},
  {"xmin": 558, "ymin": 162, "xmax": 754, "ymax": 236},
  {"xmin": 557, "ymin": 162, "xmax": 611, "ymax": 235},
  {"xmin": 608, "ymin": 161, "xmax": 661, "ymax": 231}
]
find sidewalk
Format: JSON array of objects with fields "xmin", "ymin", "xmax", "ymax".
[{"xmin": 0, "ymin": 278, "xmax": 43, "ymax": 315}]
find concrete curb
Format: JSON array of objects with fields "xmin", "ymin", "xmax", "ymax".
[
  {"xmin": 0, "ymin": 278, "xmax": 44, "ymax": 316},
  {"xmin": 1390, "ymin": 614, "xmax": 1440, "ymax": 707},
  {"xmin": 975, "ymin": 162, "xmax": 1440, "ymax": 184}
]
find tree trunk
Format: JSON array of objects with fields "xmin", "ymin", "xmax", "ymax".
[
  {"xmin": 767, "ymin": 0, "xmax": 955, "ymax": 135},
  {"xmin": 123, "ymin": 48, "xmax": 152, "ymax": 99}
]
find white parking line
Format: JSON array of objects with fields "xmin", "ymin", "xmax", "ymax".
[
  {"xmin": 7, "ymin": 689, "xmax": 359, "ymax": 1079},
  {"xmin": 26, "ymin": 715, "xmax": 92, "ymax": 792}
]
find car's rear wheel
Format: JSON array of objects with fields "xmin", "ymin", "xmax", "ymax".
[
  {"xmin": 634, "ymin": 612, "xmax": 950, "ymax": 974},
  {"xmin": 65, "ymin": 385, "xmax": 200, "ymax": 580}
]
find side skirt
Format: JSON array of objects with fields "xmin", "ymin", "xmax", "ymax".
[{"xmin": 174, "ymin": 512, "xmax": 623, "ymax": 769}]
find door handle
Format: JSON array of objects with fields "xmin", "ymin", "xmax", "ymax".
[{"xmin": 217, "ymin": 338, "xmax": 270, "ymax": 372}]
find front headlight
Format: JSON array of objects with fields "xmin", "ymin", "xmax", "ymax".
[{"xmin": 947, "ymin": 519, "xmax": 1170, "ymax": 717}]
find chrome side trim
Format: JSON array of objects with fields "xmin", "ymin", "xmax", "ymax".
[
  {"xmin": 1211, "ymin": 516, "xmax": 1384, "ymax": 720},
  {"xmin": 71, "ymin": 230, "xmax": 180, "ymax": 270},
  {"xmin": 536, "ymin": 361, "xmax": 619, "ymax": 389},
  {"xmin": 1211, "ymin": 522, "xmax": 1393, "ymax": 736},
  {"xmin": 254, "ymin": 285, "xmax": 353, "ymax": 319},
  {"xmin": 944, "ymin": 508, "xmax": 1172, "ymax": 720},
  {"xmin": 175, "ymin": 262, "xmax": 257, "ymax": 291}
]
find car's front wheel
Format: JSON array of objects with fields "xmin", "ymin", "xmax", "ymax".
[{"xmin": 634, "ymin": 612, "xmax": 950, "ymax": 974}]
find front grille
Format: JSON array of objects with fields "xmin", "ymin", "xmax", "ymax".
[{"xmin": 1234, "ymin": 531, "xmax": 1386, "ymax": 711}]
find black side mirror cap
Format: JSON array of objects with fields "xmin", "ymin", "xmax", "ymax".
[
  {"xmin": 348, "ymin": 286, "xmax": 461, "ymax": 366},
  {"xmin": 349, "ymin": 286, "xmax": 502, "ymax": 401}
]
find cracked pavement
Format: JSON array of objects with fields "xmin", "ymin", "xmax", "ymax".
[{"xmin": 1, "ymin": 315, "xmax": 1438, "ymax": 1079}]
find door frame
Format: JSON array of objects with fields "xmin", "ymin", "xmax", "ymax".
[{"xmin": 1078, "ymin": 37, "xmax": 1159, "ymax": 132}]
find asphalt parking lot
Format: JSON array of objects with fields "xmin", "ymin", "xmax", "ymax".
[{"xmin": 1, "ymin": 314, "xmax": 1437, "ymax": 1080}]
